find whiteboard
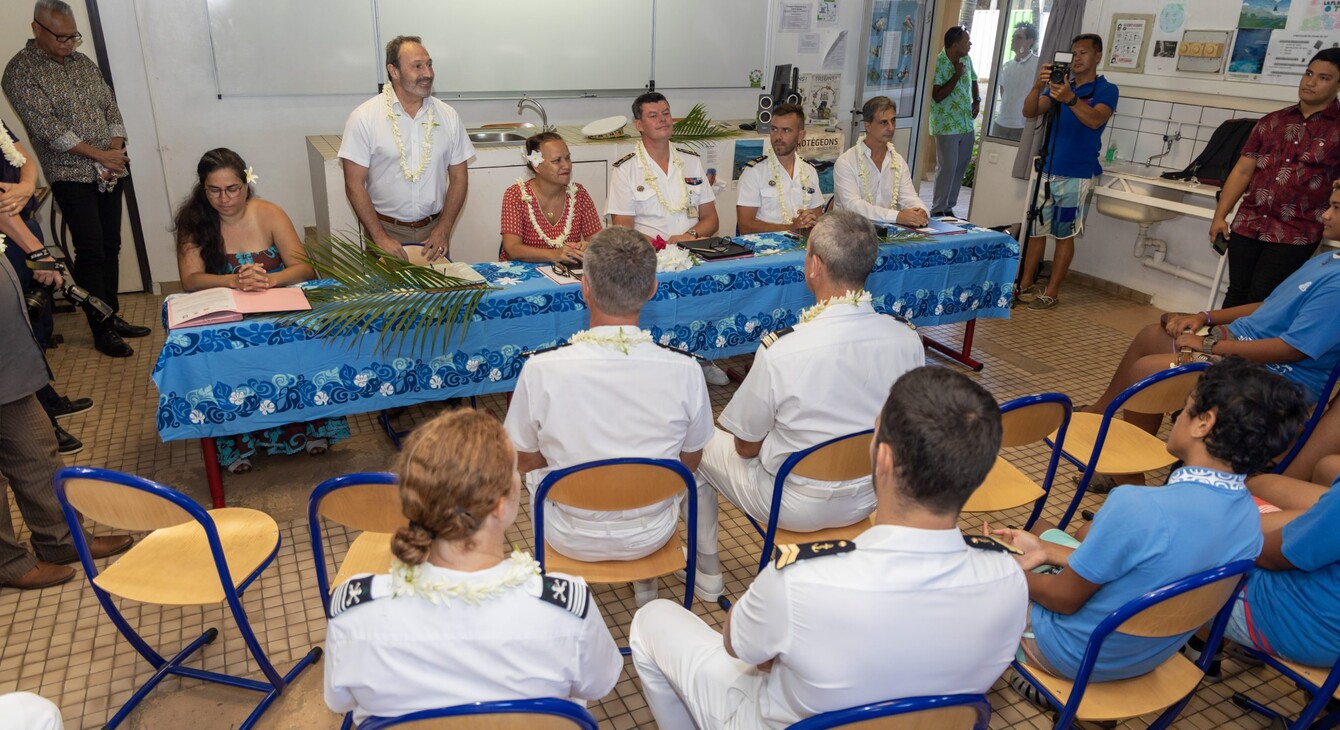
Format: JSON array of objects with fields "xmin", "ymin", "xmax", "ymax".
[
  {"xmin": 206, "ymin": 0, "xmax": 378, "ymax": 96},
  {"xmin": 654, "ymin": 0, "xmax": 770, "ymax": 89},
  {"xmin": 376, "ymin": 0, "xmax": 654, "ymax": 95}
]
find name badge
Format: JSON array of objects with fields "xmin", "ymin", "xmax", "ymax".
[{"xmin": 684, "ymin": 177, "xmax": 703, "ymax": 186}]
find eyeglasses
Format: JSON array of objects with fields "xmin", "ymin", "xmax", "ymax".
[
  {"xmin": 205, "ymin": 184, "xmax": 245, "ymax": 198},
  {"xmin": 35, "ymin": 19, "xmax": 82, "ymax": 45}
]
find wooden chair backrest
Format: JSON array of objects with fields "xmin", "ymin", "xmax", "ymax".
[
  {"xmin": 791, "ymin": 433, "xmax": 873, "ymax": 481},
  {"xmin": 1117, "ymin": 574, "xmax": 1242, "ymax": 637},
  {"xmin": 403, "ymin": 244, "xmax": 430, "ymax": 267},
  {"xmin": 1122, "ymin": 370, "xmax": 1202, "ymax": 416},
  {"xmin": 373, "ymin": 714, "xmax": 586, "ymax": 729},
  {"xmin": 319, "ymin": 482, "xmax": 408, "ymax": 534},
  {"xmin": 545, "ymin": 464, "xmax": 686, "ymax": 511},
  {"xmin": 833, "ymin": 705, "xmax": 981, "ymax": 730},
  {"xmin": 1001, "ymin": 402, "xmax": 1067, "ymax": 448},
  {"xmin": 63, "ymin": 477, "xmax": 194, "ymax": 531}
]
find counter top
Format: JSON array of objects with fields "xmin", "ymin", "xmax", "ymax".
[{"xmin": 1100, "ymin": 162, "xmax": 1219, "ymax": 198}]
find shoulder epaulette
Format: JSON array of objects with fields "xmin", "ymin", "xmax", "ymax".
[
  {"xmin": 676, "ymin": 147, "xmax": 700, "ymax": 157},
  {"xmin": 531, "ymin": 575, "xmax": 590, "ymax": 618},
  {"xmin": 521, "ymin": 342, "xmax": 571, "ymax": 358},
  {"xmin": 654, "ymin": 341, "xmax": 706, "ymax": 361},
  {"xmin": 964, "ymin": 534, "xmax": 1023, "ymax": 555},
  {"xmin": 329, "ymin": 573, "xmax": 390, "ymax": 617},
  {"xmin": 743, "ymin": 155, "xmax": 769, "ymax": 168},
  {"xmin": 774, "ymin": 539, "xmax": 856, "ymax": 570},
  {"xmin": 612, "ymin": 152, "xmax": 635, "ymax": 167},
  {"xmin": 760, "ymin": 327, "xmax": 794, "ymax": 348},
  {"xmin": 883, "ymin": 312, "xmax": 917, "ymax": 331}
]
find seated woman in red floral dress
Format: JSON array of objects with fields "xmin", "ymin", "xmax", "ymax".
[{"xmin": 499, "ymin": 132, "xmax": 602, "ymax": 263}]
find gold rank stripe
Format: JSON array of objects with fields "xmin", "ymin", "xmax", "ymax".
[{"xmin": 774, "ymin": 543, "xmax": 801, "ymax": 570}]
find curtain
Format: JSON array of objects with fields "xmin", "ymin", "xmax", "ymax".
[{"xmin": 1011, "ymin": 0, "xmax": 1087, "ymax": 180}]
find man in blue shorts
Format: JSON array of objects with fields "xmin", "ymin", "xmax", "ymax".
[
  {"xmin": 1016, "ymin": 33, "xmax": 1118, "ymax": 310},
  {"xmin": 994, "ymin": 358, "xmax": 1307, "ymax": 694}
]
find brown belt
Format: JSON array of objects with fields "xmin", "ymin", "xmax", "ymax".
[{"xmin": 377, "ymin": 213, "xmax": 436, "ymax": 229}]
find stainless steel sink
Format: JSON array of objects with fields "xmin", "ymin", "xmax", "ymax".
[{"xmin": 466, "ymin": 128, "xmax": 534, "ymax": 147}]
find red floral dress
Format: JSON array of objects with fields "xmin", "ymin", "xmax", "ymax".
[{"xmin": 499, "ymin": 181, "xmax": 602, "ymax": 260}]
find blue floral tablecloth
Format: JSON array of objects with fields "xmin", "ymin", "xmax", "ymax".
[{"xmin": 153, "ymin": 228, "xmax": 1018, "ymax": 441}]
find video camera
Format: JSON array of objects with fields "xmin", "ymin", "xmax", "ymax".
[
  {"xmin": 1049, "ymin": 52, "xmax": 1073, "ymax": 85},
  {"xmin": 26, "ymin": 260, "xmax": 113, "ymax": 324}
]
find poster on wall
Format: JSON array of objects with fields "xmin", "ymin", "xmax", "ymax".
[
  {"xmin": 864, "ymin": 0, "xmax": 923, "ymax": 119},
  {"xmin": 1107, "ymin": 14, "xmax": 1154, "ymax": 72},
  {"xmin": 1228, "ymin": 27, "xmax": 1273, "ymax": 79},
  {"xmin": 1295, "ymin": 0, "xmax": 1340, "ymax": 31},
  {"xmin": 1262, "ymin": 31, "xmax": 1340, "ymax": 84},
  {"xmin": 799, "ymin": 72, "xmax": 842, "ymax": 122},
  {"xmin": 1239, "ymin": 0, "xmax": 1292, "ymax": 29}
]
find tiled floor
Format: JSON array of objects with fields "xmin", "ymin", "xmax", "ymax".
[{"xmin": 1, "ymin": 280, "xmax": 1314, "ymax": 729}]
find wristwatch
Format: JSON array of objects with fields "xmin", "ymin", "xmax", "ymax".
[
  {"xmin": 1066, "ymin": 96, "xmax": 1079, "ymax": 107},
  {"xmin": 1202, "ymin": 331, "xmax": 1220, "ymax": 355},
  {"xmin": 686, "ymin": 228, "xmax": 699, "ymax": 238}
]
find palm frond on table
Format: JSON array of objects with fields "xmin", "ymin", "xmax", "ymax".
[
  {"xmin": 671, "ymin": 103, "xmax": 741, "ymax": 150},
  {"xmin": 281, "ymin": 234, "xmax": 495, "ymax": 355}
]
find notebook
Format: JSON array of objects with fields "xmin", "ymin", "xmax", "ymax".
[{"xmin": 167, "ymin": 287, "xmax": 311, "ymax": 329}]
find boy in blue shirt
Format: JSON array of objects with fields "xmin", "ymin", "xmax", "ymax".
[{"xmin": 995, "ymin": 357, "xmax": 1308, "ymax": 691}]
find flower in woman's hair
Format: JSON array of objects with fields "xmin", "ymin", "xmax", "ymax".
[
  {"xmin": 244, "ymin": 166, "xmax": 258, "ymax": 185},
  {"xmin": 525, "ymin": 150, "xmax": 545, "ymax": 168}
]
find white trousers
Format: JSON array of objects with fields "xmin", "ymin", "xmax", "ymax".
[
  {"xmin": 526, "ymin": 473, "xmax": 678, "ymax": 562},
  {"xmin": 629, "ymin": 600, "xmax": 771, "ymax": 730},
  {"xmin": 695, "ymin": 429, "xmax": 877, "ymax": 555},
  {"xmin": 0, "ymin": 693, "xmax": 63, "ymax": 730}
]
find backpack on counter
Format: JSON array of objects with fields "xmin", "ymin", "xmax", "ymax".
[{"xmin": 1160, "ymin": 118, "xmax": 1257, "ymax": 187}]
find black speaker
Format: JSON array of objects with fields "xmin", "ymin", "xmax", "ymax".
[
  {"xmin": 756, "ymin": 94, "xmax": 775, "ymax": 133},
  {"xmin": 782, "ymin": 89, "xmax": 803, "ymax": 106}
]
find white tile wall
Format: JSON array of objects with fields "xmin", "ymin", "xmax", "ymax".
[{"xmin": 1097, "ymin": 96, "xmax": 1264, "ymax": 171}]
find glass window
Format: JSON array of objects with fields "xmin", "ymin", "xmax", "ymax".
[{"xmin": 982, "ymin": 1, "xmax": 1050, "ymax": 144}]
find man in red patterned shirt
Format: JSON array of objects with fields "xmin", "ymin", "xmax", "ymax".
[{"xmin": 1211, "ymin": 49, "xmax": 1340, "ymax": 307}]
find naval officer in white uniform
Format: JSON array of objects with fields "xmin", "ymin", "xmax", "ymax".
[{"xmin": 736, "ymin": 103, "xmax": 825, "ymax": 234}]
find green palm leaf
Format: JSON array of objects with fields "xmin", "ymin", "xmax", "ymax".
[
  {"xmin": 278, "ymin": 233, "xmax": 495, "ymax": 355},
  {"xmin": 671, "ymin": 103, "xmax": 741, "ymax": 150}
]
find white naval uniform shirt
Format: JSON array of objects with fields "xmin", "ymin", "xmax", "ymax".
[
  {"xmin": 323, "ymin": 564, "xmax": 622, "ymax": 725},
  {"xmin": 832, "ymin": 142, "xmax": 926, "ymax": 222},
  {"xmin": 729, "ymin": 525, "xmax": 1029, "ymax": 727},
  {"xmin": 737, "ymin": 154, "xmax": 823, "ymax": 225},
  {"xmin": 504, "ymin": 327, "xmax": 715, "ymax": 547},
  {"xmin": 606, "ymin": 147, "xmax": 716, "ymax": 240},
  {"xmin": 338, "ymin": 94, "xmax": 476, "ymax": 221},
  {"xmin": 721, "ymin": 302, "xmax": 924, "ymax": 481}
]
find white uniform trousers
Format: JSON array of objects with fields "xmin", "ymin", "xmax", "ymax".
[
  {"xmin": 630, "ymin": 599, "xmax": 767, "ymax": 730},
  {"xmin": 526, "ymin": 474, "xmax": 678, "ymax": 562},
  {"xmin": 695, "ymin": 429, "xmax": 876, "ymax": 556},
  {"xmin": 0, "ymin": 693, "xmax": 63, "ymax": 729}
]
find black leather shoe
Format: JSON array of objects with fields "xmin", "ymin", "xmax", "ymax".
[
  {"xmin": 112, "ymin": 316, "xmax": 151, "ymax": 338},
  {"xmin": 50, "ymin": 395, "xmax": 94, "ymax": 420},
  {"xmin": 55, "ymin": 425, "xmax": 83, "ymax": 455},
  {"xmin": 93, "ymin": 328, "xmax": 134, "ymax": 358}
]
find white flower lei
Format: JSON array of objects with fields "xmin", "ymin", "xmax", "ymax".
[
  {"xmin": 0, "ymin": 121, "xmax": 27, "ymax": 168},
  {"xmin": 656, "ymin": 243, "xmax": 697, "ymax": 272},
  {"xmin": 798, "ymin": 289, "xmax": 873, "ymax": 324},
  {"xmin": 389, "ymin": 550, "xmax": 539, "ymax": 605},
  {"xmin": 569, "ymin": 326, "xmax": 654, "ymax": 354},
  {"xmin": 516, "ymin": 178, "xmax": 578, "ymax": 248},
  {"xmin": 636, "ymin": 141, "xmax": 690, "ymax": 214},
  {"xmin": 383, "ymin": 84, "xmax": 436, "ymax": 182},
  {"xmin": 855, "ymin": 135, "xmax": 900, "ymax": 206},
  {"xmin": 766, "ymin": 145, "xmax": 811, "ymax": 225}
]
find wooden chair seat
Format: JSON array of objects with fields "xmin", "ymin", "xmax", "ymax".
[
  {"xmin": 94, "ymin": 507, "xmax": 279, "ymax": 606},
  {"xmin": 1053, "ymin": 413, "xmax": 1177, "ymax": 474},
  {"xmin": 330, "ymin": 532, "xmax": 395, "ymax": 590},
  {"xmin": 962, "ymin": 458, "xmax": 1046, "ymax": 513},
  {"xmin": 772, "ymin": 514, "xmax": 874, "ymax": 547},
  {"xmin": 541, "ymin": 536, "xmax": 683, "ymax": 583},
  {"xmin": 1279, "ymin": 659, "xmax": 1340, "ymax": 700},
  {"xmin": 1017, "ymin": 653, "xmax": 1205, "ymax": 722},
  {"xmin": 827, "ymin": 705, "xmax": 981, "ymax": 729},
  {"xmin": 378, "ymin": 714, "xmax": 588, "ymax": 729}
]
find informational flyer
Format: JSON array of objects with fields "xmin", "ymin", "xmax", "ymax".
[
  {"xmin": 799, "ymin": 72, "xmax": 841, "ymax": 122},
  {"xmin": 1262, "ymin": 32, "xmax": 1338, "ymax": 85},
  {"xmin": 817, "ymin": 0, "xmax": 839, "ymax": 26},
  {"xmin": 779, "ymin": 3, "xmax": 813, "ymax": 33},
  {"xmin": 1107, "ymin": 15, "xmax": 1152, "ymax": 71}
]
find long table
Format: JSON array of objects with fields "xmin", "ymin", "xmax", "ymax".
[{"xmin": 153, "ymin": 228, "xmax": 1018, "ymax": 506}]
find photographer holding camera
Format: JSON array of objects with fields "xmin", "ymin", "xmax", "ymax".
[{"xmin": 1017, "ymin": 33, "xmax": 1119, "ymax": 311}]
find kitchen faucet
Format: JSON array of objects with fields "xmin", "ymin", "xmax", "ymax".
[{"xmin": 517, "ymin": 96, "xmax": 552, "ymax": 132}]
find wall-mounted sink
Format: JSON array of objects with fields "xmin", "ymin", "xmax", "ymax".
[
  {"xmin": 1094, "ymin": 176, "xmax": 1186, "ymax": 224},
  {"xmin": 466, "ymin": 128, "xmax": 535, "ymax": 147}
]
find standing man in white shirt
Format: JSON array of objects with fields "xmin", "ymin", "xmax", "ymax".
[
  {"xmin": 338, "ymin": 36, "xmax": 474, "ymax": 262},
  {"xmin": 630, "ymin": 365, "xmax": 1029, "ymax": 729},
  {"xmin": 690, "ymin": 211, "xmax": 925, "ymax": 600},
  {"xmin": 991, "ymin": 23, "xmax": 1040, "ymax": 141},
  {"xmin": 833, "ymin": 96, "xmax": 929, "ymax": 226},
  {"xmin": 607, "ymin": 91, "xmax": 730, "ymax": 385},
  {"xmin": 737, "ymin": 103, "xmax": 824, "ymax": 234},
  {"xmin": 503, "ymin": 226, "xmax": 715, "ymax": 607}
]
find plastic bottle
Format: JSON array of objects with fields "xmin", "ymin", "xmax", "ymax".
[{"xmin": 1105, "ymin": 141, "xmax": 1118, "ymax": 162}]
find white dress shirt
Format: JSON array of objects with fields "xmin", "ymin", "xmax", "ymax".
[
  {"xmin": 832, "ymin": 141, "xmax": 926, "ymax": 222},
  {"xmin": 737, "ymin": 154, "xmax": 823, "ymax": 225},
  {"xmin": 996, "ymin": 53, "xmax": 1040, "ymax": 129},
  {"xmin": 338, "ymin": 94, "xmax": 475, "ymax": 221},
  {"xmin": 606, "ymin": 147, "xmax": 716, "ymax": 240}
]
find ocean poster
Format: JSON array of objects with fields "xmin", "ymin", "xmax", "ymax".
[
  {"xmin": 1239, "ymin": 0, "xmax": 1292, "ymax": 29},
  {"xmin": 1230, "ymin": 28, "xmax": 1273, "ymax": 75}
]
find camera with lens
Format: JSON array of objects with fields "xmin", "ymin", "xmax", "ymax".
[
  {"xmin": 26, "ymin": 261, "xmax": 114, "ymax": 324},
  {"xmin": 1049, "ymin": 52, "xmax": 1073, "ymax": 84}
]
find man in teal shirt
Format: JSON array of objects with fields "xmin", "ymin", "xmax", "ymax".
[{"xmin": 929, "ymin": 26, "xmax": 979, "ymax": 218}]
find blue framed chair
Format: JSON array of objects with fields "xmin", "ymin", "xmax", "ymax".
[
  {"xmin": 1012, "ymin": 559, "xmax": 1253, "ymax": 730},
  {"xmin": 52, "ymin": 466, "xmax": 321, "ymax": 729},
  {"xmin": 533, "ymin": 458, "xmax": 699, "ymax": 651},
  {"xmin": 1051, "ymin": 362, "xmax": 1210, "ymax": 528},
  {"xmin": 1232, "ymin": 650, "xmax": 1340, "ymax": 729},
  {"xmin": 962, "ymin": 393, "xmax": 1072, "ymax": 530},
  {"xmin": 307, "ymin": 472, "xmax": 405, "ymax": 616},
  {"xmin": 1274, "ymin": 359, "xmax": 1340, "ymax": 475},
  {"xmin": 358, "ymin": 698, "xmax": 598, "ymax": 729},
  {"xmin": 788, "ymin": 694, "xmax": 990, "ymax": 729},
  {"xmin": 748, "ymin": 430, "xmax": 875, "ymax": 575}
]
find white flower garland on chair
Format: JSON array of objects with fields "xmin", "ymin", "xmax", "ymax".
[
  {"xmin": 383, "ymin": 84, "xmax": 436, "ymax": 182},
  {"xmin": 515, "ymin": 179, "xmax": 578, "ymax": 248},
  {"xmin": 855, "ymin": 135, "xmax": 900, "ymax": 206},
  {"xmin": 798, "ymin": 289, "xmax": 873, "ymax": 324}
]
